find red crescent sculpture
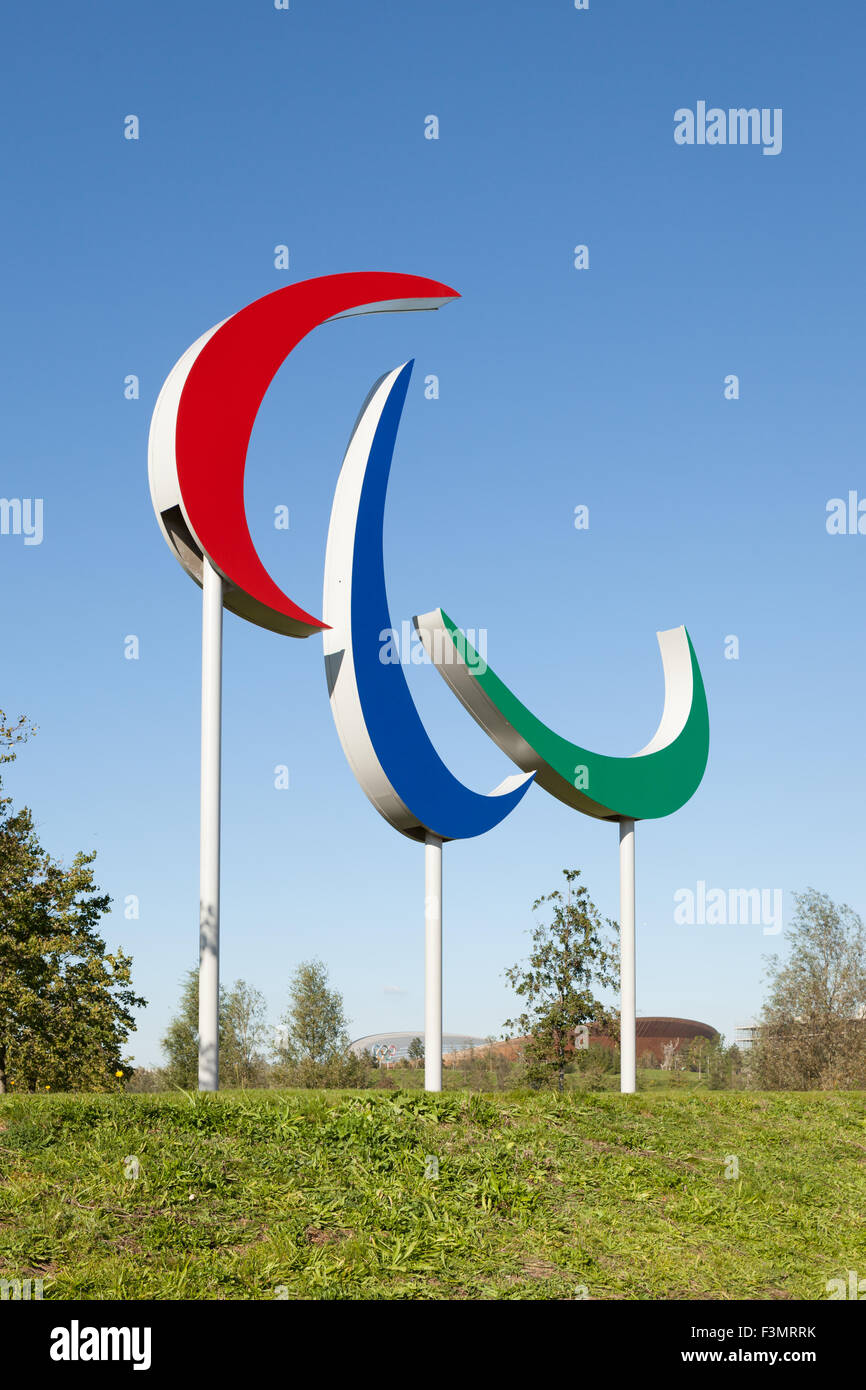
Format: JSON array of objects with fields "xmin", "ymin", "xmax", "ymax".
[{"xmin": 148, "ymin": 271, "xmax": 459, "ymax": 636}]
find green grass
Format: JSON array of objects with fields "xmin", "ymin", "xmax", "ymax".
[
  {"xmin": 355, "ymin": 1064, "xmax": 703, "ymax": 1091},
  {"xmin": 0, "ymin": 1089, "xmax": 863, "ymax": 1300}
]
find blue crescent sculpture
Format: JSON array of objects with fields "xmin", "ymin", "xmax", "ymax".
[{"xmin": 322, "ymin": 361, "xmax": 535, "ymax": 842}]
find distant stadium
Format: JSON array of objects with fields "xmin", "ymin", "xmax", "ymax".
[
  {"xmin": 631, "ymin": 1016, "xmax": 719, "ymax": 1062},
  {"xmin": 350, "ymin": 1018, "xmax": 718, "ymax": 1068},
  {"xmin": 349, "ymin": 1032, "xmax": 487, "ymax": 1063}
]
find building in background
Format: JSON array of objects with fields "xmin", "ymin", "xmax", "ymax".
[
  {"xmin": 631, "ymin": 1017, "xmax": 719, "ymax": 1065},
  {"xmin": 349, "ymin": 1031, "xmax": 487, "ymax": 1065},
  {"xmin": 735, "ymin": 1020, "xmax": 761, "ymax": 1051},
  {"xmin": 446, "ymin": 1017, "xmax": 719, "ymax": 1068}
]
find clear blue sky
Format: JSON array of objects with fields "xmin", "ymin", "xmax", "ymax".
[{"xmin": 1, "ymin": 1, "xmax": 863, "ymax": 1065}]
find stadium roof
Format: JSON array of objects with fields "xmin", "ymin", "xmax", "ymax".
[{"xmin": 349, "ymin": 1031, "xmax": 487, "ymax": 1059}]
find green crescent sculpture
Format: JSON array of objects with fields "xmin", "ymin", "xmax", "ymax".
[{"xmin": 414, "ymin": 609, "xmax": 709, "ymax": 822}]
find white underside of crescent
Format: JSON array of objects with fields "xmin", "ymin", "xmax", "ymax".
[
  {"xmin": 148, "ymin": 319, "xmax": 229, "ymax": 584},
  {"xmin": 633, "ymin": 626, "xmax": 694, "ymax": 755},
  {"xmin": 323, "ymin": 366, "xmax": 418, "ymax": 835}
]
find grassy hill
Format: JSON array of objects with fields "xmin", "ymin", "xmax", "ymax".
[{"xmin": 1, "ymin": 1088, "xmax": 863, "ymax": 1300}]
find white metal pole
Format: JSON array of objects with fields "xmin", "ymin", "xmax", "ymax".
[
  {"xmin": 619, "ymin": 818, "xmax": 636, "ymax": 1094},
  {"xmin": 424, "ymin": 833, "xmax": 443, "ymax": 1093},
  {"xmin": 199, "ymin": 558, "xmax": 223, "ymax": 1091}
]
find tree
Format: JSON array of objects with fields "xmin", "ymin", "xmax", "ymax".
[
  {"xmin": 504, "ymin": 869, "xmax": 619, "ymax": 1092},
  {"xmin": 0, "ymin": 711, "xmax": 145, "ymax": 1092},
  {"xmin": 161, "ymin": 971, "xmax": 268, "ymax": 1089},
  {"xmin": 275, "ymin": 959, "xmax": 352, "ymax": 1086},
  {"xmin": 160, "ymin": 968, "xmax": 207, "ymax": 1089},
  {"xmin": 683, "ymin": 1035, "xmax": 739, "ymax": 1090},
  {"xmin": 753, "ymin": 888, "xmax": 866, "ymax": 1090},
  {"xmin": 408, "ymin": 1036, "xmax": 425, "ymax": 1066},
  {"xmin": 708, "ymin": 1040, "xmax": 742, "ymax": 1091},
  {"xmin": 685, "ymin": 1036, "xmax": 711, "ymax": 1078},
  {"xmin": 222, "ymin": 980, "xmax": 269, "ymax": 1088}
]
